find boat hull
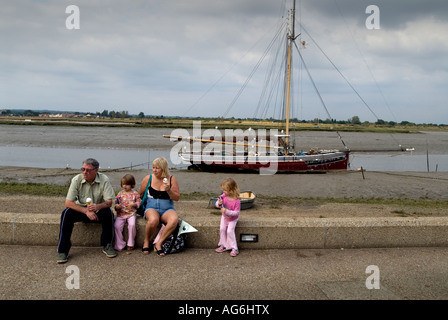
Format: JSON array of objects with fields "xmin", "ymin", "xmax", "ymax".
[{"xmin": 181, "ymin": 151, "xmax": 349, "ymax": 173}]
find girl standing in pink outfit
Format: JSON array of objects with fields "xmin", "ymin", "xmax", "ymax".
[
  {"xmin": 114, "ymin": 174, "xmax": 141, "ymax": 251},
  {"xmin": 215, "ymin": 178, "xmax": 241, "ymax": 257}
]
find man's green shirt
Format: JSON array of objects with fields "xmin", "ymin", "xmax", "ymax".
[{"xmin": 66, "ymin": 172, "xmax": 115, "ymax": 206}]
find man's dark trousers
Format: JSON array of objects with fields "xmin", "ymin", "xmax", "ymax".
[{"xmin": 57, "ymin": 207, "xmax": 114, "ymax": 254}]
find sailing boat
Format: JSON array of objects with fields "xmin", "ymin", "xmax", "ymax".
[{"xmin": 164, "ymin": 0, "xmax": 350, "ymax": 173}]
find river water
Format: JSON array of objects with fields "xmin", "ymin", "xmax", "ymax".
[{"xmin": 1, "ymin": 124, "xmax": 447, "ymax": 172}]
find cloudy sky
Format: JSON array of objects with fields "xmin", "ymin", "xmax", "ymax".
[{"xmin": 1, "ymin": 0, "xmax": 447, "ymax": 124}]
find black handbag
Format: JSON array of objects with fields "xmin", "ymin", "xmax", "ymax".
[
  {"xmin": 161, "ymin": 223, "xmax": 186, "ymax": 254},
  {"xmin": 136, "ymin": 174, "xmax": 151, "ymax": 216}
]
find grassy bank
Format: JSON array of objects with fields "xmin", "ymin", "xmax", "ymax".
[
  {"xmin": 0, "ymin": 182, "xmax": 68, "ymax": 196},
  {"xmin": 1, "ymin": 181, "xmax": 446, "ymax": 211}
]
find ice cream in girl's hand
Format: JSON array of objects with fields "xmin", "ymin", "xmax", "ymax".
[{"xmin": 163, "ymin": 178, "xmax": 168, "ymax": 184}]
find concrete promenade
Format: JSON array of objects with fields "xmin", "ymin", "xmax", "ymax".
[
  {"xmin": 1, "ymin": 245, "xmax": 447, "ymax": 302},
  {"xmin": 1, "ymin": 212, "xmax": 447, "ymax": 306}
]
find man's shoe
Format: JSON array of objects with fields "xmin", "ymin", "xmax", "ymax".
[
  {"xmin": 102, "ymin": 244, "xmax": 117, "ymax": 258},
  {"xmin": 57, "ymin": 252, "xmax": 68, "ymax": 264}
]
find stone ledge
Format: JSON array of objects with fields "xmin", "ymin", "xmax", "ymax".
[{"xmin": 1, "ymin": 213, "xmax": 448, "ymax": 249}]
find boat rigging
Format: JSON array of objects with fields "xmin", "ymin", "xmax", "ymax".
[{"xmin": 164, "ymin": 0, "xmax": 354, "ymax": 173}]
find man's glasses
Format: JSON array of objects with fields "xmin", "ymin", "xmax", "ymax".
[{"xmin": 81, "ymin": 167, "xmax": 96, "ymax": 173}]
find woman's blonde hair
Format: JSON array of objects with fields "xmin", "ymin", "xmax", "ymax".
[
  {"xmin": 152, "ymin": 157, "xmax": 169, "ymax": 177},
  {"xmin": 221, "ymin": 177, "xmax": 239, "ymax": 198}
]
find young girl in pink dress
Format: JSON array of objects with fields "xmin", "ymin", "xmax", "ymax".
[
  {"xmin": 215, "ymin": 178, "xmax": 241, "ymax": 257},
  {"xmin": 114, "ymin": 174, "xmax": 141, "ymax": 251}
]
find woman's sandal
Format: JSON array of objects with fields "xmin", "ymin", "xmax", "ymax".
[
  {"xmin": 154, "ymin": 246, "xmax": 165, "ymax": 257},
  {"xmin": 141, "ymin": 246, "xmax": 152, "ymax": 255}
]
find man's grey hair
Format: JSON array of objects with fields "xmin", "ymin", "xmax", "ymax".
[{"xmin": 83, "ymin": 158, "xmax": 100, "ymax": 169}]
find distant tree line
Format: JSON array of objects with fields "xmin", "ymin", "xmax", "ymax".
[
  {"xmin": 1, "ymin": 109, "xmax": 446, "ymax": 127},
  {"xmin": 270, "ymin": 115, "xmax": 446, "ymax": 127},
  {"xmin": 1, "ymin": 109, "xmax": 41, "ymax": 117},
  {"xmin": 97, "ymin": 110, "xmax": 151, "ymax": 119}
]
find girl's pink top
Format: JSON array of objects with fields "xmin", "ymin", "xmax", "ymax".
[
  {"xmin": 215, "ymin": 193, "xmax": 241, "ymax": 221},
  {"xmin": 116, "ymin": 190, "xmax": 141, "ymax": 218}
]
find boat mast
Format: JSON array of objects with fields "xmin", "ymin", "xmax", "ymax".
[{"xmin": 285, "ymin": 0, "xmax": 296, "ymax": 148}]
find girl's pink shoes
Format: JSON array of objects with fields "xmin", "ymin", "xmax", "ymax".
[
  {"xmin": 215, "ymin": 246, "xmax": 239, "ymax": 256},
  {"xmin": 215, "ymin": 246, "xmax": 225, "ymax": 253}
]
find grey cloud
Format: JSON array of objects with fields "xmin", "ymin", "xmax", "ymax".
[{"xmin": 0, "ymin": 0, "xmax": 447, "ymax": 123}]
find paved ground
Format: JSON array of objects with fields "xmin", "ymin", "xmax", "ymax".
[{"xmin": 2, "ymin": 245, "xmax": 447, "ymax": 305}]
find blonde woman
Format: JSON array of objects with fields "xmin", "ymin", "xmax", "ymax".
[{"xmin": 138, "ymin": 157, "xmax": 180, "ymax": 256}]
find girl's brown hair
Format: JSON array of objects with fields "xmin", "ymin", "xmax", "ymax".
[{"xmin": 121, "ymin": 174, "xmax": 136, "ymax": 188}]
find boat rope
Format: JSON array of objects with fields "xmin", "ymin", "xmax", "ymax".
[
  {"xmin": 254, "ymin": 22, "xmax": 288, "ymax": 120},
  {"xmin": 300, "ymin": 24, "xmax": 380, "ymax": 121},
  {"xmin": 300, "ymin": 23, "xmax": 405, "ymax": 150},
  {"xmin": 293, "ymin": 41, "xmax": 348, "ymax": 149},
  {"xmin": 221, "ymin": 21, "xmax": 286, "ymax": 118},
  {"xmin": 332, "ymin": 0, "xmax": 398, "ymax": 123},
  {"xmin": 181, "ymin": 11, "xmax": 287, "ymax": 118}
]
